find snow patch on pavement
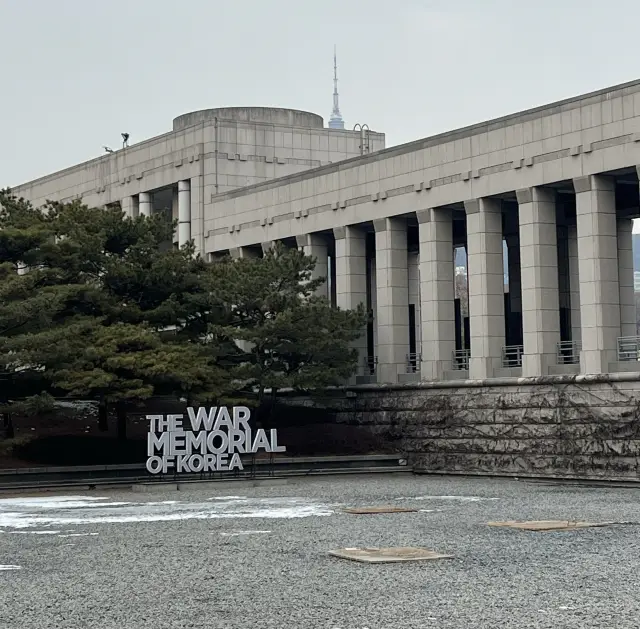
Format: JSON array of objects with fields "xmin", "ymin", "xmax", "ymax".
[
  {"xmin": 0, "ymin": 495, "xmax": 333, "ymax": 529},
  {"xmin": 219, "ymin": 530, "xmax": 272, "ymax": 537},
  {"xmin": 0, "ymin": 497, "xmax": 132, "ymax": 509},
  {"xmin": 8, "ymin": 530, "xmax": 62, "ymax": 535},
  {"xmin": 397, "ymin": 495, "xmax": 499, "ymax": 502}
]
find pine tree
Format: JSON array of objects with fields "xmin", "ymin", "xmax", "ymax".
[
  {"xmin": 208, "ymin": 243, "xmax": 366, "ymax": 414},
  {"xmin": 0, "ymin": 191, "xmax": 367, "ymax": 443},
  {"xmin": 0, "ymin": 191, "xmax": 81, "ymax": 435},
  {"xmin": 0, "ymin": 192, "xmax": 229, "ymax": 438}
]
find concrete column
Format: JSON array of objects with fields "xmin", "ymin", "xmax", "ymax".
[
  {"xmin": 617, "ymin": 217, "xmax": 636, "ymax": 338},
  {"xmin": 333, "ymin": 226, "xmax": 368, "ymax": 365},
  {"xmin": 516, "ymin": 187, "xmax": 561, "ymax": 377},
  {"xmin": 178, "ymin": 180, "xmax": 191, "ymax": 247},
  {"xmin": 296, "ymin": 234, "xmax": 329, "ymax": 299},
  {"xmin": 417, "ymin": 207, "xmax": 455, "ymax": 380},
  {"xmin": 121, "ymin": 196, "xmax": 135, "ymax": 218},
  {"xmin": 574, "ymin": 175, "xmax": 620, "ymax": 374},
  {"xmin": 567, "ymin": 224, "xmax": 581, "ymax": 342},
  {"xmin": 139, "ymin": 191, "xmax": 152, "ymax": 218},
  {"xmin": 465, "ymin": 197, "xmax": 505, "ymax": 380},
  {"xmin": 373, "ymin": 217, "xmax": 409, "ymax": 383}
]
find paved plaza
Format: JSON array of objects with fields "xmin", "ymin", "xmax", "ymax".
[{"xmin": 1, "ymin": 474, "xmax": 640, "ymax": 628}]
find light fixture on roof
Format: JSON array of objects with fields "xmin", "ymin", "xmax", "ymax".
[
  {"xmin": 103, "ymin": 146, "xmax": 114, "ymax": 154},
  {"xmin": 353, "ymin": 123, "xmax": 370, "ymax": 155},
  {"xmin": 121, "ymin": 133, "xmax": 130, "ymax": 148}
]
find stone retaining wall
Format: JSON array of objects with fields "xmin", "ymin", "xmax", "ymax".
[{"xmin": 282, "ymin": 377, "xmax": 640, "ymax": 479}]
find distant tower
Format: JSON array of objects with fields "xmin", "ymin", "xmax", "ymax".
[{"xmin": 328, "ymin": 46, "xmax": 345, "ymax": 129}]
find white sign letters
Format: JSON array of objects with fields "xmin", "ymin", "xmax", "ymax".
[{"xmin": 146, "ymin": 406, "xmax": 285, "ymax": 474}]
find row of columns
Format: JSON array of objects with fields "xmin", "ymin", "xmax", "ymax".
[
  {"xmin": 300, "ymin": 174, "xmax": 636, "ymax": 382},
  {"xmin": 122, "ymin": 180, "xmax": 192, "ymax": 248},
  {"xmin": 119, "ymin": 173, "xmax": 636, "ymax": 384}
]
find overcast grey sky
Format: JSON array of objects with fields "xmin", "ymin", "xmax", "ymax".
[{"xmin": 2, "ymin": 0, "xmax": 640, "ymax": 187}]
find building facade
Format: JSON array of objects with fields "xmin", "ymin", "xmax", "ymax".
[
  {"xmin": 12, "ymin": 80, "xmax": 640, "ymax": 386},
  {"xmin": 201, "ymin": 80, "xmax": 640, "ymax": 383},
  {"xmin": 12, "ymin": 106, "xmax": 385, "ymax": 253}
]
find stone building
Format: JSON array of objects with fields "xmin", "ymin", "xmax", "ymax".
[
  {"xmin": 202, "ymin": 79, "xmax": 640, "ymax": 385},
  {"xmin": 12, "ymin": 105, "xmax": 385, "ymax": 255},
  {"xmin": 12, "ymin": 79, "xmax": 640, "ymax": 388}
]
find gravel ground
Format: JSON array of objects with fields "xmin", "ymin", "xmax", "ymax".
[{"xmin": 1, "ymin": 473, "xmax": 640, "ymax": 629}]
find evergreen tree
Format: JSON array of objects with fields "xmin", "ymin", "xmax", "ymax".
[
  {"xmin": 0, "ymin": 192, "xmax": 367, "ymax": 443},
  {"xmin": 0, "ymin": 192, "xmax": 229, "ymax": 437},
  {"xmin": 0, "ymin": 191, "xmax": 82, "ymax": 435},
  {"xmin": 208, "ymin": 244, "xmax": 366, "ymax": 412}
]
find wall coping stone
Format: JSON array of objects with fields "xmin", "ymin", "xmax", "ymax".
[{"xmin": 275, "ymin": 372, "xmax": 640, "ymax": 396}]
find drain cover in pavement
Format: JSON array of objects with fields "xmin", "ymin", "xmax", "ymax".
[
  {"xmin": 488, "ymin": 520, "xmax": 612, "ymax": 531},
  {"xmin": 329, "ymin": 547, "xmax": 453, "ymax": 563},
  {"xmin": 343, "ymin": 506, "xmax": 418, "ymax": 515}
]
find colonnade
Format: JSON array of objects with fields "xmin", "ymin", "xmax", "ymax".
[
  {"xmin": 123, "ymin": 174, "xmax": 639, "ymax": 383},
  {"xmin": 121, "ymin": 179, "xmax": 193, "ymax": 247},
  {"xmin": 290, "ymin": 175, "xmax": 637, "ymax": 382}
]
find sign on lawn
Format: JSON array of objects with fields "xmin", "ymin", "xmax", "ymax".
[{"xmin": 146, "ymin": 406, "xmax": 285, "ymax": 474}]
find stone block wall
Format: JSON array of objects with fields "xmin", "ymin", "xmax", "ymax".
[{"xmin": 282, "ymin": 377, "xmax": 640, "ymax": 479}]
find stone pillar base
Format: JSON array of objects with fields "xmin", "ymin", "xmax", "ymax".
[
  {"xmin": 420, "ymin": 360, "xmax": 450, "ymax": 381},
  {"xmin": 580, "ymin": 350, "xmax": 617, "ymax": 375},
  {"xmin": 469, "ymin": 356, "xmax": 501, "ymax": 380},
  {"xmin": 522, "ymin": 353, "xmax": 555, "ymax": 377}
]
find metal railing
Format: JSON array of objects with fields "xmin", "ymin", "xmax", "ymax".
[
  {"xmin": 502, "ymin": 345, "xmax": 524, "ymax": 368},
  {"xmin": 405, "ymin": 353, "xmax": 421, "ymax": 373},
  {"xmin": 557, "ymin": 340, "xmax": 581, "ymax": 365},
  {"xmin": 618, "ymin": 337, "xmax": 640, "ymax": 362},
  {"xmin": 362, "ymin": 355, "xmax": 378, "ymax": 376},
  {"xmin": 452, "ymin": 349, "xmax": 470, "ymax": 371}
]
